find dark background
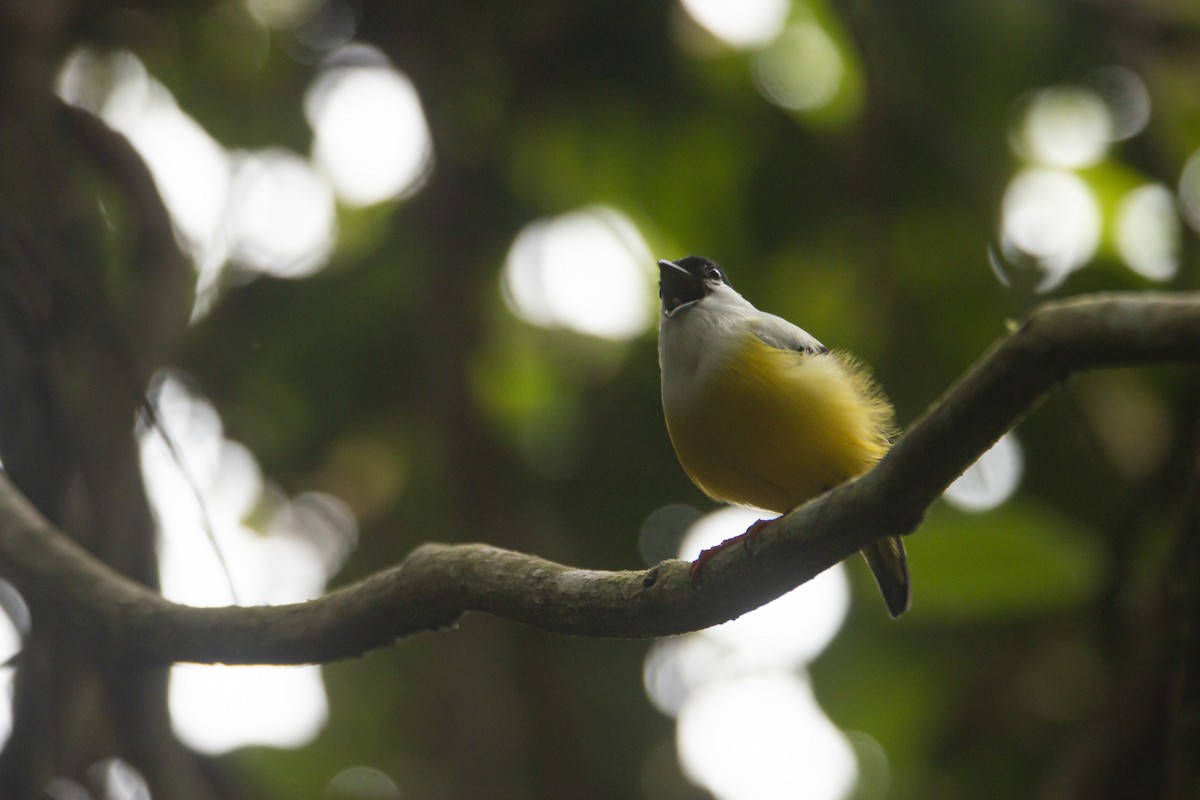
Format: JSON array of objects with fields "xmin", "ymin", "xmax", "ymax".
[{"xmin": 1, "ymin": 0, "xmax": 1199, "ymax": 798}]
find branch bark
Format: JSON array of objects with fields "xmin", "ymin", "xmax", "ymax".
[{"xmin": 1, "ymin": 292, "xmax": 1199, "ymax": 666}]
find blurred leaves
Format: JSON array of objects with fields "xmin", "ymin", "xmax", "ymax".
[
  {"xmin": 911, "ymin": 503, "xmax": 1104, "ymax": 620},
  {"xmin": 10, "ymin": 0, "xmax": 1200, "ymax": 797}
]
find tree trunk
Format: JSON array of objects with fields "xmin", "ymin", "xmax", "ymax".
[{"xmin": 0, "ymin": 6, "xmax": 216, "ymax": 795}]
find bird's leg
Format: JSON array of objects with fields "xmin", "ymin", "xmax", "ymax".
[{"xmin": 689, "ymin": 518, "xmax": 776, "ymax": 580}]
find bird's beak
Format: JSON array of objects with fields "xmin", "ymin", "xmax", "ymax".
[{"xmin": 658, "ymin": 259, "xmax": 704, "ymax": 316}]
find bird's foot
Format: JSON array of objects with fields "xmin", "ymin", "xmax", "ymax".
[{"xmin": 688, "ymin": 518, "xmax": 776, "ymax": 581}]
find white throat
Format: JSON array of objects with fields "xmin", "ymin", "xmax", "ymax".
[{"xmin": 658, "ymin": 285, "xmax": 757, "ymax": 411}]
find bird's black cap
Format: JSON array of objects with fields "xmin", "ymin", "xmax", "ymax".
[{"xmin": 658, "ymin": 256, "xmax": 729, "ymax": 315}]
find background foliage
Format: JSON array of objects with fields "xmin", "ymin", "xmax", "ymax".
[{"xmin": 2, "ymin": 0, "xmax": 1200, "ymax": 798}]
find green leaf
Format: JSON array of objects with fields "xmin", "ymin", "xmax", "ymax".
[{"xmin": 906, "ymin": 501, "xmax": 1105, "ymax": 620}]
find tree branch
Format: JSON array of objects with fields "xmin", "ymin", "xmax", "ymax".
[{"xmin": 1, "ymin": 292, "xmax": 1199, "ymax": 666}]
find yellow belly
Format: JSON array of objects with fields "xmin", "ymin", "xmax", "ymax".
[{"xmin": 665, "ymin": 335, "xmax": 894, "ymax": 514}]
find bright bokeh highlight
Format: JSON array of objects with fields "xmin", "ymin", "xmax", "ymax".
[
  {"xmin": 57, "ymin": 49, "xmax": 232, "ymax": 277},
  {"xmin": 1000, "ymin": 168, "xmax": 1101, "ymax": 291},
  {"xmin": 228, "ymin": 149, "xmax": 337, "ymax": 278},
  {"xmin": 169, "ymin": 665, "xmax": 330, "ymax": 753},
  {"xmin": 307, "ymin": 57, "xmax": 434, "ymax": 206},
  {"xmin": 643, "ymin": 506, "xmax": 858, "ymax": 799},
  {"xmin": 753, "ymin": 22, "xmax": 844, "ymax": 113},
  {"xmin": 1087, "ymin": 66, "xmax": 1150, "ymax": 141},
  {"xmin": 0, "ymin": 581, "xmax": 27, "ymax": 752},
  {"xmin": 945, "ymin": 432, "xmax": 1024, "ymax": 513},
  {"xmin": 502, "ymin": 206, "xmax": 653, "ymax": 340},
  {"xmin": 678, "ymin": 0, "xmax": 790, "ymax": 49},
  {"xmin": 141, "ymin": 373, "xmax": 356, "ymax": 754},
  {"xmin": 0, "ymin": 582, "xmax": 29, "ymax": 666},
  {"xmin": 679, "ymin": 508, "xmax": 849, "ymax": 666},
  {"xmin": 677, "ymin": 673, "xmax": 857, "ymax": 800},
  {"xmin": 1177, "ymin": 149, "xmax": 1200, "ymax": 234},
  {"xmin": 56, "ymin": 47, "xmax": 344, "ymax": 306},
  {"xmin": 89, "ymin": 759, "xmax": 151, "ymax": 800},
  {"xmin": 0, "ymin": 669, "xmax": 11, "ymax": 754},
  {"xmin": 644, "ymin": 636, "xmax": 725, "ymax": 717},
  {"xmin": 244, "ymin": 0, "xmax": 322, "ymax": 29},
  {"xmin": 1018, "ymin": 86, "xmax": 1112, "ymax": 169},
  {"xmin": 1115, "ymin": 183, "xmax": 1180, "ymax": 281},
  {"xmin": 997, "ymin": 69, "xmax": 1179, "ymax": 290}
]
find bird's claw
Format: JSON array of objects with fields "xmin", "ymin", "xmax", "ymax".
[{"xmin": 687, "ymin": 517, "xmax": 777, "ymax": 583}]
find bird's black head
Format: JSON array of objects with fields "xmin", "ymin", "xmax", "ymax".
[{"xmin": 658, "ymin": 256, "xmax": 730, "ymax": 316}]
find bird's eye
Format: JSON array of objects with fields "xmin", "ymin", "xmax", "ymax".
[{"xmin": 706, "ymin": 268, "xmax": 722, "ymax": 282}]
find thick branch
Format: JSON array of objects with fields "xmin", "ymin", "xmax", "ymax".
[{"xmin": 1, "ymin": 293, "xmax": 1199, "ymax": 665}]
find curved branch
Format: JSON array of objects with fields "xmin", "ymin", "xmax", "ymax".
[{"xmin": 1, "ymin": 292, "xmax": 1199, "ymax": 665}]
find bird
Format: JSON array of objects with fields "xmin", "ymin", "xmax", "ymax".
[{"xmin": 657, "ymin": 255, "xmax": 911, "ymax": 617}]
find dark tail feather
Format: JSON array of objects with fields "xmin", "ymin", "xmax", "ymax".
[{"xmin": 861, "ymin": 535, "xmax": 911, "ymax": 618}]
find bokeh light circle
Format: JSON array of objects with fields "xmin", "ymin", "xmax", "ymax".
[
  {"xmin": 677, "ymin": 673, "xmax": 857, "ymax": 800},
  {"xmin": 1000, "ymin": 168, "xmax": 1101, "ymax": 291},
  {"xmin": 502, "ymin": 206, "xmax": 653, "ymax": 340},
  {"xmin": 307, "ymin": 60, "xmax": 433, "ymax": 206}
]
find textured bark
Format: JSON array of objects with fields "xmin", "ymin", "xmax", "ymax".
[
  {"xmin": 0, "ymin": 293, "xmax": 1197, "ymax": 668},
  {"xmin": 0, "ymin": 4, "xmax": 210, "ymax": 795}
]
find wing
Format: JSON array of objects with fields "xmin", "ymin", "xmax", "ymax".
[{"xmin": 749, "ymin": 313, "xmax": 828, "ymax": 355}]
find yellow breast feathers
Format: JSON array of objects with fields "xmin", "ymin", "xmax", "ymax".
[{"xmin": 664, "ymin": 332, "xmax": 895, "ymax": 514}]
